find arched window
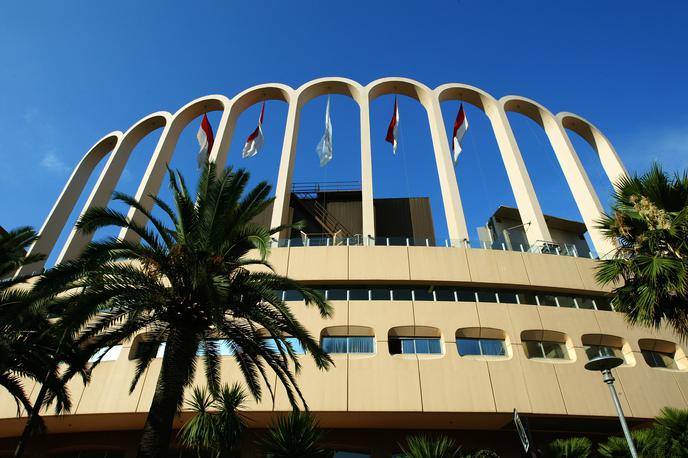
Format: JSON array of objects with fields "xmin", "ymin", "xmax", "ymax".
[
  {"xmin": 639, "ymin": 339, "xmax": 686, "ymax": 371},
  {"xmin": 321, "ymin": 326, "xmax": 375, "ymax": 354},
  {"xmin": 521, "ymin": 330, "xmax": 572, "ymax": 361},
  {"xmin": 388, "ymin": 326, "xmax": 442, "ymax": 355},
  {"xmin": 456, "ymin": 328, "xmax": 508, "ymax": 358},
  {"xmin": 581, "ymin": 334, "xmax": 629, "ymax": 364}
]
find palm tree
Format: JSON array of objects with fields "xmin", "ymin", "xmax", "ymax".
[
  {"xmin": 597, "ymin": 429, "xmax": 654, "ymax": 457},
  {"xmin": 596, "ymin": 163, "xmax": 688, "ymax": 338},
  {"xmin": 38, "ymin": 162, "xmax": 333, "ymax": 458},
  {"xmin": 543, "ymin": 437, "xmax": 592, "ymax": 458},
  {"xmin": 399, "ymin": 434, "xmax": 462, "ymax": 458},
  {"xmin": 257, "ymin": 411, "xmax": 331, "ymax": 458},
  {"xmin": 178, "ymin": 383, "xmax": 247, "ymax": 457},
  {"xmin": 0, "ymin": 227, "xmax": 90, "ymax": 457},
  {"xmin": 647, "ymin": 406, "xmax": 688, "ymax": 456}
]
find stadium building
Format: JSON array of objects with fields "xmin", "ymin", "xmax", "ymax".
[{"xmin": 1, "ymin": 77, "xmax": 687, "ymax": 457}]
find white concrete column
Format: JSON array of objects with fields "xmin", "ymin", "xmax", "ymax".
[
  {"xmin": 358, "ymin": 96, "xmax": 375, "ymax": 242},
  {"xmin": 269, "ymin": 99, "xmax": 301, "ymax": 238},
  {"xmin": 118, "ymin": 97, "xmax": 231, "ymax": 243},
  {"xmin": 425, "ymin": 96, "xmax": 469, "ymax": 244},
  {"xmin": 56, "ymin": 114, "xmax": 170, "ymax": 264},
  {"xmin": 16, "ymin": 132, "xmax": 122, "ymax": 277},
  {"xmin": 542, "ymin": 115, "xmax": 617, "ymax": 257},
  {"xmin": 485, "ymin": 102, "xmax": 552, "ymax": 246}
]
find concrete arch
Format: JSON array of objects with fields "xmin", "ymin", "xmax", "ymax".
[
  {"xmin": 557, "ymin": 112, "xmax": 628, "ymax": 186},
  {"xmin": 269, "ymin": 78, "xmax": 376, "ymax": 237},
  {"xmin": 57, "ymin": 111, "xmax": 172, "ymax": 263},
  {"xmin": 436, "ymin": 85, "xmax": 551, "ymax": 246},
  {"xmin": 365, "ymin": 77, "xmax": 469, "ymax": 242},
  {"xmin": 502, "ymin": 95, "xmax": 614, "ymax": 256},
  {"xmin": 118, "ymin": 94, "xmax": 232, "ymax": 242},
  {"xmin": 17, "ymin": 131, "xmax": 123, "ymax": 276}
]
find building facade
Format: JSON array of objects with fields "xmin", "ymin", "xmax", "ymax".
[{"xmin": 1, "ymin": 78, "xmax": 687, "ymax": 457}]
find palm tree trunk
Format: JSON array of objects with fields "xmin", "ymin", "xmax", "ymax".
[
  {"xmin": 13, "ymin": 381, "xmax": 48, "ymax": 458},
  {"xmin": 137, "ymin": 327, "xmax": 199, "ymax": 458}
]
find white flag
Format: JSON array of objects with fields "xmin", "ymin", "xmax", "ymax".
[
  {"xmin": 316, "ymin": 97, "xmax": 333, "ymax": 167},
  {"xmin": 242, "ymin": 102, "xmax": 265, "ymax": 158},
  {"xmin": 452, "ymin": 103, "xmax": 468, "ymax": 163}
]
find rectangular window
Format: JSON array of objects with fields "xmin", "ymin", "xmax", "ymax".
[
  {"xmin": 476, "ymin": 290, "xmax": 498, "ymax": 303},
  {"xmin": 556, "ymin": 295, "xmax": 577, "ymax": 308},
  {"xmin": 642, "ymin": 350, "xmax": 677, "ymax": 369},
  {"xmin": 370, "ymin": 288, "xmax": 390, "ymax": 300},
  {"xmin": 537, "ymin": 294, "xmax": 557, "ymax": 307},
  {"xmin": 391, "ymin": 288, "xmax": 412, "ymax": 301},
  {"xmin": 413, "ymin": 288, "xmax": 434, "ymax": 301},
  {"xmin": 322, "ymin": 336, "xmax": 374, "ymax": 354},
  {"xmin": 326, "ymin": 288, "xmax": 348, "ymax": 301},
  {"xmin": 516, "ymin": 292, "xmax": 538, "ymax": 305},
  {"xmin": 585, "ymin": 345, "xmax": 623, "ymax": 360},
  {"xmin": 348, "ymin": 288, "xmax": 369, "ymax": 301},
  {"xmin": 390, "ymin": 337, "xmax": 442, "ymax": 355},
  {"xmin": 456, "ymin": 338, "xmax": 506, "ymax": 357},
  {"xmin": 456, "ymin": 289, "xmax": 476, "ymax": 302},
  {"xmin": 498, "ymin": 292, "xmax": 518, "ymax": 304},
  {"xmin": 434, "ymin": 288, "xmax": 456, "ymax": 302},
  {"xmin": 283, "ymin": 289, "xmax": 304, "ymax": 301},
  {"xmin": 595, "ymin": 297, "xmax": 614, "ymax": 311},
  {"xmin": 575, "ymin": 296, "xmax": 596, "ymax": 310}
]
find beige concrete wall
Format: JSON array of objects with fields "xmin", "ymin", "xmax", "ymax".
[{"xmin": 2, "ymin": 247, "xmax": 687, "ymax": 440}]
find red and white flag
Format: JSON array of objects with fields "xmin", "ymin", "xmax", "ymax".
[
  {"xmin": 452, "ymin": 103, "xmax": 469, "ymax": 163},
  {"xmin": 385, "ymin": 97, "xmax": 399, "ymax": 154},
  {"xmin": 242, "ymin": 101, "xmax": 265, "ymax": 158},
  {"xmin": 196, "ymin": 113, "xmax": 215, "ymax": 169}
]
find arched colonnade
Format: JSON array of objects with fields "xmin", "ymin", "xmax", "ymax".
[{"xmin": 17, "ymin": 77, "xmax": 627, "ymax": 276}]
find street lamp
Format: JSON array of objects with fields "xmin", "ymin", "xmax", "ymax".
[{"xmin": 584, "ymin": 355, "xmax": 638, "ymax": 458}]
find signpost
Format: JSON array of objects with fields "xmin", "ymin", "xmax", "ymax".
[{"xmin": 513, "ymin": 409, "xmax": 530, "ymax": 454}]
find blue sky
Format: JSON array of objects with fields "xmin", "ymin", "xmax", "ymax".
[{"xmin": 1, "ymin": 1, "xmax": 687, "ymax": 262}]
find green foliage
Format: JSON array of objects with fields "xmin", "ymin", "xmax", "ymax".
[
  {"xmin": 37, "ymin": 162, "xmax": 334, "ymax": 456},
  {"xmin": 596, "ymin": 163, "xmax": 688, "ymax": 339},
  {"xmin": 258, "ymin": 411, "xmax": 331, "ymax": 458},
  {"xmin": 649, "ymin": 406, "xmax": 688, "ymax": 457},
  {"xmin": 597, "ymin": 429, "xmax": 654, "ymax": 457},
  {"xmin": 461, "ymin": 450, "xmax": 499, "ymax": 458},
  {"xmin": 399, "ymin": 434, "xmax": 462, "ymax": 458},
  {"xmin": 543, "ymin": 437, "xmax": 592, "ymax": 458},
  {"xmin": 178, "ymin": 384, "xmax": 247, "ymax": 457}
]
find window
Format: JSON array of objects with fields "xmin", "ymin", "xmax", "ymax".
[
  {"xmin": 197, "ymin": 339, "xmax": 234, "ymax": 356},
  {"xmin": 498, "ymin": 291, "xmax": 518, "ymax": 304},
  {"xmin": 348, "ymin": 288, "xmax": 369, "ymax": 301},
  {"xmin": 389, "ymin": 337, "xmax": 442, "ymax": 355},
  {"xmin": 585, "ymin": 345, "xmax": 623, "ymax": 360},
  {"xmin": 476, "ymin": 290, "xmax": 498, "ymax": 303},
  {"xmin": 556, "ymin": 295, "xmax": 576, "ymax": 308},
  {"xmin": 457, "ymin": 338, "xmax": 506, "ymax": 357},
  {"xmin": 575, "ymin": 296, "xmax": 596, "ymax": 310},
  {"xmin": 412, "ymin": 287, "xmax": 434, "ymax": 301},
  {"xmin": 525, "ymin": 341, "xmax": 567, "ymax": 359},
  {"xmin": 283, "ymin": 289, "xmax": 304, "ymax": 301},
  {"xmin": 581, "ymin": 334, "xmax": 627, "ymax": 363},
  {"xmin": 521, "ymin": 330, "xmax": 570, "ymax": 360},
  {"xmin": 594, "ymin": 297, "xmax": 614, "ymax": 311},
  {"xmin": 88, "ymin": 345, "xmax": 122, "ymax": 363},
  {"xmin": 434, "ymin": 288, "xmax": 456, "ymax": 302},
  {"xmin": 642, "ymin": 350, "xmax": 678, "ymax": 369},
  {"xmin": 326, "ymin": 288, "xmax": 348, "ymax": 301},
  {"xmin": 370, "ymin": 288, "xmax": 390, "ymax": 300},
  {"xmin": 262, "ymin": 337, "xmax": 306, "ymax": 354},
  {"xmin": 322, "ymin": 336, "xmax": 375, "ymax": 354},
  {"xmin": 391, "ymin": 288, "xmax": 412, "ymax": 300},
  {"xmin": 639, "ymin": 339, "xmax": 683, "ymax": 370},
  {"xmin": 456, "ymin": 289, "xmax": 476, "ymax": 302},
  {"xmin": 537, "ymin": 294, "xmax": 557, "ymax": 307},
  {"xmin": 516, "ymin": 292, "xmax": 538, "ymax": 305}
]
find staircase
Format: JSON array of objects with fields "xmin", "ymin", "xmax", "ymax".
[{"xmin": 291, "ymin": 182, "xmax": 357, "ymax": 238}]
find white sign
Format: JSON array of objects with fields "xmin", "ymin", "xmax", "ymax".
[{"xmin": 513, "ymin": 409, "xmax": 530, "ymax": 453}]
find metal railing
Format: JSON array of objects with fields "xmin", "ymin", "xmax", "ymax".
[{"xmin": 270, "ymin": 235, "xmax": 596, "ymax": 259}]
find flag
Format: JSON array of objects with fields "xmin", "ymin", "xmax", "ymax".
[
  {"xmin": 316, "ymin": 96, "xmax": 333, "ymax": 167},
  {"xmin": 385, "ymin": 96, "xmax": 399, "ymax": 154},
  {"xmin": 452, "ymin": 103, "xmax": 469, "ymax": 163},
  {"xmin": 196, "ymin": 113, "xmax": 214, "ymax": 168},
  {"xmin": 242, "ymin": 101, "xmax": 265, "ymax": 158}
]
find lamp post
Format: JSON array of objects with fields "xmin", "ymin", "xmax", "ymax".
[{"xmin": 584, "ymin": 355, "xmax": 638, "ymax": 458}]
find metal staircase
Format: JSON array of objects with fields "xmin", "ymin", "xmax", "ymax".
[{"xmin": 291, "ymin": 182, "xmax": 357, "ymax": 238}]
